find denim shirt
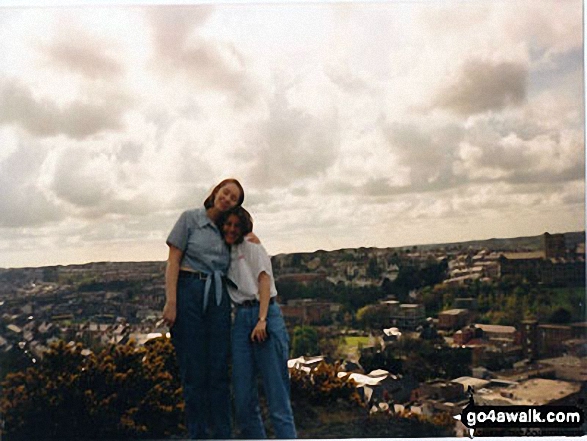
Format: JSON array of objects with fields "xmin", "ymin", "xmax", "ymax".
[{"xmin": 166, "ymin": 207, "xmax": 230, "ymax": 308}]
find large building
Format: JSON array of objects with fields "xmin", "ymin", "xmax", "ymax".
[
  {"xmin": 392, "ymin": 303, "xmax": 426, "ymax": 330},
  {"xmin": 520, "ymin": 319, "xmax": 587, "ymax": 359},
  {"xmin": 544, "ymin": 232, "xmax": 566, "ymax": 259},
  {"xmin": 280, "ymin": 298, "xmax": 339, "ymax": 325},
  {"xmin": 438, "ymin": 309, "xmax": 470, "ymax": 330},
  {"xmin": 498, "ymin": 232, "xmax": 585, "ymax": 286},
  {"xmin": 498, "ymin": 251, "xmax": 544, "ymax": 281},
  {"xmin": 379, "ymin": 300, "xmax": 426, "ymax": 330}
]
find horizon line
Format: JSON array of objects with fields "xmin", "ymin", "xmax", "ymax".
[{"xmin": 1, "ymin": 229, "xmax": 583, "ymax": 271}]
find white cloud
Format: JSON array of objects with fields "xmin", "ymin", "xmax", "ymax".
[
  {"xmin": 238, "ymin": 87, "xmax": 341, "ymax": 188},
  {"xmin": 0, "ymin": 0, "xmax": 583, "ymax": 267},
  {"xmin": 0, "ymin": 140, "xmax": 63, "ymax": 227},
  {"xmin": 0, "ymin": 78, "xmax": 130, "ymax": 139},
  {"xmin": 42, "ymin": 33, "xmax": 124, "ymax": 80},
  {"xmin": 148, "ymin": 5, "xmax": 260, "ymax": 108}
]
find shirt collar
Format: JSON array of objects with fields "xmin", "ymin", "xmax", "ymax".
[{"xmin": 196, "ymin": 206, "xmax": 216, "ymax": 229}]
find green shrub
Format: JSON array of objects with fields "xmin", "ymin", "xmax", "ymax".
[
  {"xmin": 0, "ymin": 338, "xmax": 183, "ymax": 440},
  {"xmin": 289, "ymin": 361, "xmax": 363, "ymax": 406}
]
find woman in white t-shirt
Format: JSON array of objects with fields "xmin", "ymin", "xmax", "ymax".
[{"xmin": 220, "ymin": 206, "xmax": 297, "ymax": 439}]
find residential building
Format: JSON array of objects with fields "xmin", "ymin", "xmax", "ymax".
[
  {"xmin": 438, "ymin": 309, "xmax": 470, "ymax": 330},
  {"xmin": 521, "ymin": 320, "xmax": 587, "ymax": 359},
  {"xmin": 537, "ymin": 324, "xmax": 574, "ymax": 358},
  {"xmin": 280, "ymin": 299, "xmax": 339, "ymax": 325},
  {"xmin": 392, "ymin": 304, "xmax": 426, "ymax": 330},
  {"xmin": 498, "ymin": 233, "xmax": 585, "ymax": 286},
  {"xmin": 473, "ymin": 324, "xmax": 518, "ymax": 344}
]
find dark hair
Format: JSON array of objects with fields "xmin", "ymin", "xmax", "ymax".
[
  {"xmin": 203, "ymin": 178, "xmax": 245, "ymax": 209},
  {"xmin": 219, "ymin": 206, "xmax": 253, "ymax": 244}
]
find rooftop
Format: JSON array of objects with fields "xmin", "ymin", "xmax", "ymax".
[
  {"xmin": 440, "ymin": 309, "xmax": 468, "ymax": 315},
  {"xmin": 540, "ymin": 355, "xmax": 587, "ymax": 370},
  {"xmin": 452, "ymin": 376, "xmax": 490, "ymax": 392},
  {"xmin": 500, "ymin": 251, "xmax": 545, "ymax": 260},
  {"xmin": 474, "ymin": 323, "xmax": 516, "ymax": 334},
  {"xmin": 475, "ymin": 378, "xmax": 580, "ymax": 406},
  {"xmin": 538, "ymin": 324, "xmax": 574, "ymax": 330},
  {"xmin": 400, "ymin": 304, "xmax": 422, "ymax": 309}
]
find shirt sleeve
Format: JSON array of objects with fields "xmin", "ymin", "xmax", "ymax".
[
  {"xmin": 166, "ymin": 210, "xmax": 190, "ymax": 251},
  {"xmin": 245, "ymin": 242, "xmax": 273, "ymax": 280}
]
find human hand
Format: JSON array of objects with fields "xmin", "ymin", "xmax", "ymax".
[
  {"xmin": 245, "ymin": 232, "xmax": 261, "ymax": 244},
  {"xmin": 162, "ymin": 301, "xmax": 177, "ymax": 327},
  {"xmin": 250, "ymin": 320, "xmax": 267, "ymax": 342}
]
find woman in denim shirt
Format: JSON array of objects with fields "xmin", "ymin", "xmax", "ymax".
[
  {"xmin": 162, "ymin": 178, "xmax": 244, "ymax": 439},
  {"xmin": 221, "ymin": 206, "xmax": 297, "ymax": 439}
]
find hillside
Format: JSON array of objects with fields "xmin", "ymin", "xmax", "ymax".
[
  {"xmin": 0, "ymin": 231, "xmax": 583, "ymax": 273},
  {"xmin": 417, "ymin": 230, "xmax": 585, "ymax": 252},
  {"xmin": 270, "ymin": 231, "xmax": 585, "ymax": 271}
]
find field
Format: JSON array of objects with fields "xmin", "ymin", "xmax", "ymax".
[
  {"xmin": 343, "ymin": 336, "xmax": 371, "ymax": 347},
  {"xmin": 340, "ymin": 335, "xmax": 372, "ymax": 361}
]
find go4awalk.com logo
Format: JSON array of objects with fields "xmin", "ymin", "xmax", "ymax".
[{"xmin": 454, "ymin": 388, "xmax": 585, "ymax": 438}]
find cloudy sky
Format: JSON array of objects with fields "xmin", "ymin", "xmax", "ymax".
[{"xmin": 0, "ymin": 0, "xmax": 584, "ymax": 268}]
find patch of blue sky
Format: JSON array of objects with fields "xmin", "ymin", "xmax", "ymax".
[{"xmin": 528, "ymin": 46, "xmax": 584, "ymax": 96}]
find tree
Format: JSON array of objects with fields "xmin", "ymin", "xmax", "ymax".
[
  {"xmin": 381, "ymin": 277, "xmax": 395, "ymax": 296},
  {"xmin": 549, "ymin": 307, "xmax": 572, "ymax": 324},
  {"xmin": 360, "ymin": 337, "xmax": 472, "ymax": 383},
  {"xmin": 420, "ymin": 286, "xmax": 444, "ymax": 317},
  {"xmin": 355, "ymin": 304, "xmax": 390, "ymax": 331},
  {"xmin": 366, "ymin": 258, "xmax": 382, "ymax": 279},
  {"xmin": 42, "ymin": 267, "xmax": 59, "ymax": 283},
  {"xmin": 359, "ymin": 348, "xmax": 402, "ymax": 375},
  {"xmin": 291, "ymin": 326, "xmax": 320, "ymax": 357},
  {"xmin": 318, "ymin": 332, "xmax": 345, "ymax": 360},
  {"xmin": 0, "ymin": 345, "xmax": 34, "ymax": 383}
]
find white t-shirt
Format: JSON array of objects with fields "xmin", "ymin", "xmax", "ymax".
[{"xmin": 227, "ymin": 240, "xmax": 278, "ymax": 304}]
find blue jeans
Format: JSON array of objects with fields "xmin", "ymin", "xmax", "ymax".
[
  {"xmin": 171, "ymin": 274, "xmax": 232, "ymax": 439},
  {"xmin": 232, "ymin": 302, "xmax": 297, "ymax": 439}
]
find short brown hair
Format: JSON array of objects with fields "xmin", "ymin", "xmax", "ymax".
[
  {"xmin": 203, "ymin": 178, "xmax": 245, "ymax": 209},
  {"xmin": 219, "ymin": 206, "xmax": 253, "ymax": 244}
]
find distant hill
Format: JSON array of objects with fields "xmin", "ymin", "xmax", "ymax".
[
  {"xmin": 272, "ymin": 231, "xmax": 585, "ymax": 259},
  {"xmin": 0, "ymin": 231, "xmax": 584, "ymax": 272},
  {"xmin": 414, "ymin": 230, "xmax": 585, "ymax": 252}
]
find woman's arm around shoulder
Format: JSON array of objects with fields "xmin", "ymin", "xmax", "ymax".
[{"xmin": 245, "ymin": 232, "xmax": 260, "ymax": 244}]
